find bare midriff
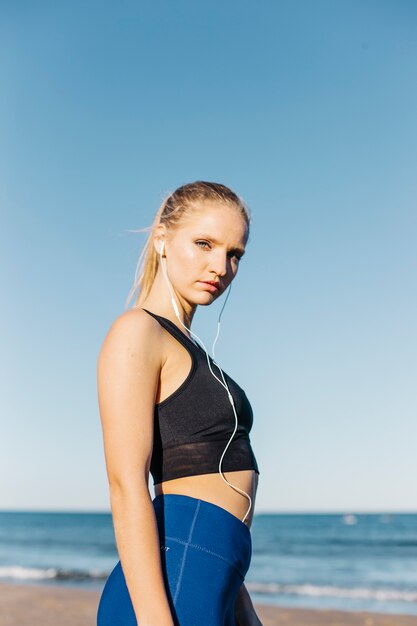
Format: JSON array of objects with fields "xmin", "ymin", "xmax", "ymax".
[{"xmin": 154, "ymin": 469, "xmax": 259, "ymax": 528}]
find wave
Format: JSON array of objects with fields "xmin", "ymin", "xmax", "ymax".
[
  {"xmin": 246, "ymin": 582, "xmax": 417, "ymax": 603},
  {"xmin": 0, "ymin": 565, "xmax": 108, "ymax": 582},
  {"xmin": 254, "ymin": 539, "xmax": 417, "ymax": 551},
  {"xmin": 3, "ymin": 566, "xmax": 417, "ymax": 605}
]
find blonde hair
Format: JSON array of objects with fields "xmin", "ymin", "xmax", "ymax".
[{"xmin": 125, "ymin": 181, "xmax": 251, "ymax": 309}]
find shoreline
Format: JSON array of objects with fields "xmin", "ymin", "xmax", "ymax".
[{"xmin": 1, "ymin": 582, "xmax": 417, "ymax": 626}]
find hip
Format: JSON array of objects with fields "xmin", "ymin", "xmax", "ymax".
[{"xmin": 97, "ymin": 493, "xmax": 253, "ymax": 626}]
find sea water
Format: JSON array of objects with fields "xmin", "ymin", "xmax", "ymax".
[{"xmin": 0, "ymin": 510, "xmax": 416, "ymax": 615}]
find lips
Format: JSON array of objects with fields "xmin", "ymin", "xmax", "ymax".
[{"xmin": 199, "ymin": 281, "xmax": 220, "ymax": 292}]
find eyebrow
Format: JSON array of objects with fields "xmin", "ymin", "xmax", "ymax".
[{"xmin": 194, "ymin": 234, "xmax": 246, "ymax": 256}]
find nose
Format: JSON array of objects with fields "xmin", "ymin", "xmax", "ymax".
[{"xmin": 208, "ymin": 250, "xmax": 229, "ymax": 278}]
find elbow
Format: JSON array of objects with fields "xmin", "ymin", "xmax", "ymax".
[
  {"xmin": 108, "ymin": 472, "xmax": 150, "ymax": 499},
  {"xmin": 107, "ymin": 457, "xmax": 151, "ymax": 494},
  {"xmin": 108, "ymin": 480, "xmax": 151, "ymax": 513}
]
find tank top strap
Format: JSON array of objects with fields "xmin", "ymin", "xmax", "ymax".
[{"xmin": 141, "ymin": 308, "xmax": 201, "ymax": 354}]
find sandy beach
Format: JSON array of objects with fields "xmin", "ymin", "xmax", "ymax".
[{"xmin": 0, "ymin": 583, "xmax": 417, "ymax": 626}]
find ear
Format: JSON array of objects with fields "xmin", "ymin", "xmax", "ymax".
[{"xmin": 153, "ymin": 223, "xmax": 167, "ymax": 256}]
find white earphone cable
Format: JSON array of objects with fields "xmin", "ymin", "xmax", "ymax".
[{"xmin": 158, "ymin": 243, "xmax": 252, "ymax": 524}]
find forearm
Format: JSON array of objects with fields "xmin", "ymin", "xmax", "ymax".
[{"xmin": 110, "ymin": 484, "xmax": 174, "ymax": 626}]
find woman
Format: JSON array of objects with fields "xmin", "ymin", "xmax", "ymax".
[{"xmin": 97, "ymin": 181, "xmax": 262, "ymax": 626}]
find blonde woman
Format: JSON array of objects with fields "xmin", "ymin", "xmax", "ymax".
[{"xmin": 97, "ymin": 181, "xmax": 262, "ymax": 626}]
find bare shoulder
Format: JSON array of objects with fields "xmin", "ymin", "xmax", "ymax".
[
  {"xmin": 97, "ymin": 308, "xmax": 165, "ymax": 487},
  {"xmin": 98, "ymin": 307, "xmax": 165, "ymax": 365}
]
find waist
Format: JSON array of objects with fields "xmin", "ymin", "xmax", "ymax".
[{"xmin": 154, "ymin": 468, "xmax": 259, "ymax": 528}]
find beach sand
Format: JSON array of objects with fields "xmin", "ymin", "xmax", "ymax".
[{"xmin": 0, "ymin": 582, "xmax": 417, "ymax": 626}]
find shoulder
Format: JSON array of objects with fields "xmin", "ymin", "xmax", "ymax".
[{"xmin": 98, "ymin": 308, "xmax": 164, "ymax": 366}]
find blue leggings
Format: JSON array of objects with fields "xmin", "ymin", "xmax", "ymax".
[{"xmin": 97, "ymin": 494, "xmax": 252, "ymax": 626}]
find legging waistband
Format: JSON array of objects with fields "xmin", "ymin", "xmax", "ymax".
[{"xmin": 152, "ymin": 493, "xmax": 252, "ymax": 581}]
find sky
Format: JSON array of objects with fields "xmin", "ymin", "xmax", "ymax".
[{"xmin": 1, "ymin": 0, "xmax": 416, "ymax": 514}]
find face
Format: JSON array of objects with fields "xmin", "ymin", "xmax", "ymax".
[{"xmin": 156, "ymin": 203, "xmax": 248, "ymax": 306}]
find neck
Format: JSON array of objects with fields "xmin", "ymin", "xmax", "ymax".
[{"xmin": 139, "ymin": 270, "xmax": 196, "ymax": 330}]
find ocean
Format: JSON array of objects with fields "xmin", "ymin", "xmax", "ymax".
[{"xmin": 0, "ymin": 510, "xmax": 416, "ymax": 616}]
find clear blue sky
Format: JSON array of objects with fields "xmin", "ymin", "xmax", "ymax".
[{"xmin": 1, "ymin": 1, "xmax": 416, "ymax": 513}]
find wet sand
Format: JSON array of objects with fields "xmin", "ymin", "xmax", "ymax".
[{"xmin": 0, "ymin": 582, "xmax": 417, "ymax": 626}]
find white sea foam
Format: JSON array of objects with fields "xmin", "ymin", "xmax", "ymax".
[
  {"xmin": 1, "ymin": 567, "xmax": 417, "ymax": 605},
  {"xmin": 0, "ymin": 565, "xmax": 108, "ymax": 581},
  {"xmin": 0, "ymin": 566, "xmax": 58, "ymax": 580},
  {"xmin": 246, "ymin": 582, "xmax": 417, "ymax": 603}
]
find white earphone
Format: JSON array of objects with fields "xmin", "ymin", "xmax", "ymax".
[{"xmin": 158, "ymin": 240, "xmax": 252, "ymax": 523}]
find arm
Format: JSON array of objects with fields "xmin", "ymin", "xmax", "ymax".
[
  {"xmin": 234, "ymin": 582, "xmax": 263, "ymax": 626},
  {"xmin": 97, "ymin": 309, "xmax": 175, "ymax": 626}
]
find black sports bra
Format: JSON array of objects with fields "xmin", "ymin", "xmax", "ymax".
[{"xmin": 141, "ymin": 309, "xmax": 260, "ymax": 485}]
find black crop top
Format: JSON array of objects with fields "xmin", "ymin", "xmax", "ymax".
[{"xmin": 141, "ymin": 309, "xmax": 260, "ymax": 485}]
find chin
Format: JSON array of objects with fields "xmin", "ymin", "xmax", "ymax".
[{"xmin": 191, "ymin": 291, "xmax": 218, "ymax": 306}]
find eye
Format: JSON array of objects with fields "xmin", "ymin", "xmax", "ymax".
[
  {"xmin": 195, "ymin": 240, "xmax": 211, "ymax": 249},
  {"xmin": 196, "ymin": 240, "xmax": 243, "ymax": 262}
]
